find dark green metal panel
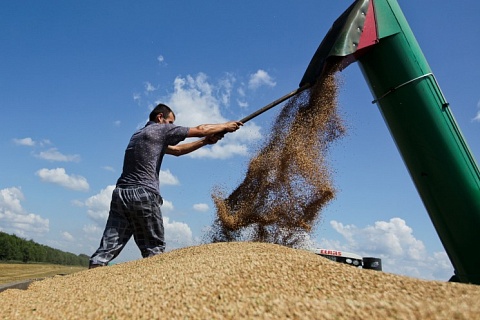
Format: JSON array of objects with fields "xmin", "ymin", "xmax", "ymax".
[
  {"xmin": 358, "ymin": 0, "xmax": 480, "ymax": 284},
  {"xmin": 372, "ymin": 0, "xmax": 400, "ymax": 38},
  {"xmin": 300, "ymin": 0, "xmax": 371, "ymax": 87}
]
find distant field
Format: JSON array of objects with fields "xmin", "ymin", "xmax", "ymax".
[{"xmin": 0, "ymin": 263, "xmax": 87, "ymax": 285}]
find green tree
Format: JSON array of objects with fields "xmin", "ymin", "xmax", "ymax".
[{"xmin": 0, "ymin": 231, "xmax": 89, "ymax": 266}]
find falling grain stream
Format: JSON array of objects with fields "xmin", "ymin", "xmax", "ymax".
[{"xmin": 210, "ymin": 67, "xmax": 345, "ymax": 247}]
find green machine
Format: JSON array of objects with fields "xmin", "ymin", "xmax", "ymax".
[{"xmin": 300, "ymin": 0, "xmax": 480, "ymax": 284}]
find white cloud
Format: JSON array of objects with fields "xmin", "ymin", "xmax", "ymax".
[
  {"xmin": 163, "ymin": 216, "xmax": 195, "ymax": 249},
  {"xmin": 330, "ymin": 218, "xmax": 426, "ymax": 258},
  {"xmin": 159, "ymin": 169, "xmax": 180, "ymax": 186},
  {"xmin": 166, "ymin": 73, "xmax": 226, "ymax": 126},
  {"xmin": 84, "ymin": 185, "xmax": 115, "ymax": 223},
  {"xmin": 324, "ymin": 218, "xmax": 454, "ymax": 281},
  {"xmin": 161, "ymin": 199, "xmax": 174, "ymax": 212},
  {"xmin": 0, "ymin": 187, "xmax": 49, "ymax": 236},
  {"xmin": 135, "ymin": 71, "xmax": 267, "ymax": 161},
  {"xmin": 0, "ymin": 187, "xmax": 24, "ymax": 213},
  {"xmin": 36, "ymin": 168, "xmax": 89, "ymax": 192},
  {"xmin": 157, "ymin": 73, "xmax": 263, "ymax": 160},
  {"xmin": 248, "ymin": 69, "xmax": 276, "ymax": 90},
  {"xmin": 36, "ymin": 148, "xmax": 81, "ymax": 162},
  {"xmin": 13, "ymin": 137, "xmax": 35, "ymax": 146},
  {"xmin": 193, "ymin": 203, "xmax": 209, "ymax": 212}
]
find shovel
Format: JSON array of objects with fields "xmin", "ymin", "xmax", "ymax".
[{"xmin": 238, "ymin": 83, "xmax": 312, "ymax": 124}]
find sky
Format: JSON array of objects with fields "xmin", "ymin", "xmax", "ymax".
[{"xmin": 1, "ymin": 0, "xmax": 479, "ymax": 282}]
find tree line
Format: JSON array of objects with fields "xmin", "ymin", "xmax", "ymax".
[{"xmin": 0, "ymin": 231, "xmax": 89, "ymax": 266}]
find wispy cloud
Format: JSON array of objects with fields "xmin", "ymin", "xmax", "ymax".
[
  {"xmin": 133, "ymin": 92, "xmax": 141, "ymax": 103},
  {"xmin": 473, "ymin": 112, "xmax": 480, "ymax": 122},
  {"xmin": 157, "ymin": 54, "xmax": 167, "ymax": 66},
  {"xmin": 36, "ymin": 168, "xmax": 89, "ymax": 191},
  {"xmin": 145, "ymin": 81, "xmax": 157, "ymax": 93},
  {"xmin": 473, "ymin": 99, "xmax": 480, "ymax": 122},
  {"xmin": 13, "ymin": 137, "xmax": 35, "ymax": 146},
  {"xmin": 193, "ymin": 203, "xmax": 209, "ymax": 212},
  {"xmin": 83, "ymin": 224, "xmax": 101, "ymax": 235},
  {"xmin": 237, "ymin": 99, "xmax": 249, "ymax": 108},
  {"xmin": 13, "ymin": 137, "xmax": 51, "ymax": 147},
  {"xmin": 36, "ymin": 148, "xmax": 81, "ymax": 162}
]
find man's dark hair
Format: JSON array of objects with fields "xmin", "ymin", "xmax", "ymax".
[{"xmin": 149, "ymin": 103, "xmax": 174, "ymax": 122}]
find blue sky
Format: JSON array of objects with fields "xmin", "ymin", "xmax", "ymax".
[{"xmin": 1, "ymin": 0, "xmax": 479, "ymax": 281}]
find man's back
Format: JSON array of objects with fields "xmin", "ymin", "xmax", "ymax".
[{"xmin": 116, "ymin": 121, "xmax": 188, "ymax": 194}]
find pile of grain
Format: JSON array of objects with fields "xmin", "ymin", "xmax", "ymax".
[
  {"xmin": 1, "ymin": 242, "xmax": 479, "ymax": 319},
  {"xmin": 210, "ymin": 68, "xmax": 345, "ymax": 246}
]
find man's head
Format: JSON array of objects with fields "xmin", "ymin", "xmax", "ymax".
[{"xmin": 149, "ymin": 103, "xmax": 176, "ymax": 124}]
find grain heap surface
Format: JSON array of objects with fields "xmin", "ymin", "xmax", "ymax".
[
  {"xmin": 210, "ymin": 68, "xmax": 345, "ymax": 246},
  {"xmin": 1, "ymin": 242, "xmax": 479, "ymax": 319}
]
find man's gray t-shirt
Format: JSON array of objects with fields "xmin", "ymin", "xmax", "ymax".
[{"xmin": 116, "ymin": 121, "xmax": 189, "ymax": 195}]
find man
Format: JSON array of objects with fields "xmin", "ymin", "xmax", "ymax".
[{"xmin": 89, "ymin": 103, "xmax": 242, "ymax": 268}]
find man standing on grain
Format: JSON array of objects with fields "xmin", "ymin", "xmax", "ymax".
[{"xmin": 89, "ymin": 103, "xmax": 242, "ymax": 268}]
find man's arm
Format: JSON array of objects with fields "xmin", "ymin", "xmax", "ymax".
[
  {"xmin": 166, "ymin": 121, "xmax": 241, "ymax": 157},
  {"xmin": 187, "ymin": 121, "xmax": 242, "ymax": 137},
  {"xmin": 166, "ymin": 137, "xmax": 211, "ymax": 157}
]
